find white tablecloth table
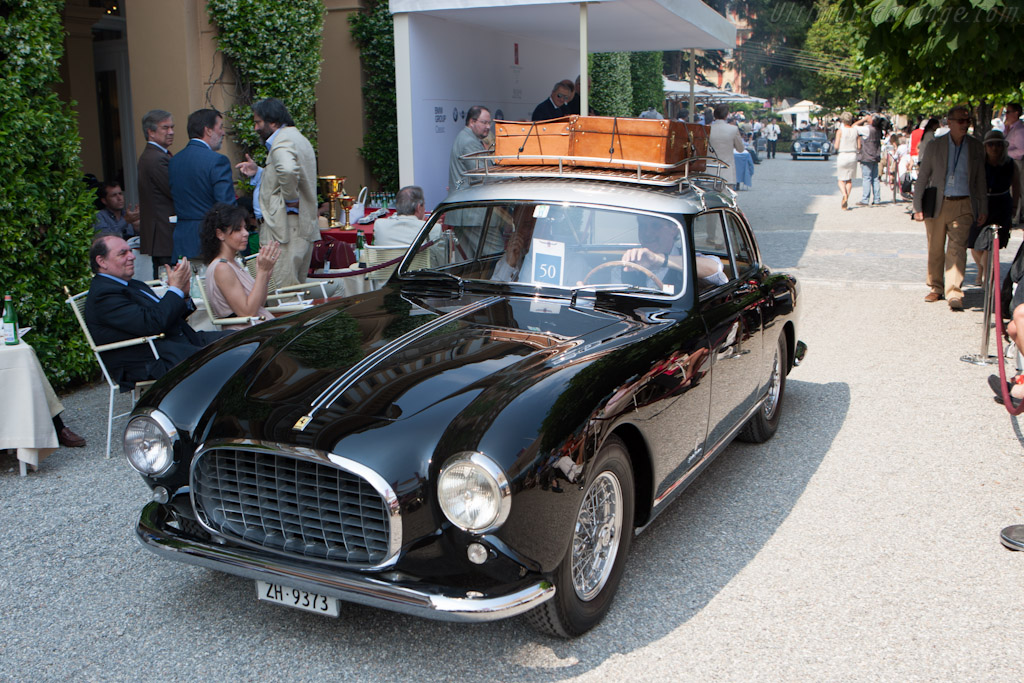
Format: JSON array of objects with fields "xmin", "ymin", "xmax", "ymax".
[{"xmin": 0, "ymin": 341, "xmax": 59, "ymax": 476}]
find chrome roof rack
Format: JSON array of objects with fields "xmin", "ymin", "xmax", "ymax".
[{"xmin": 461, "ymin": 150, "xmax": 730, "ymax": 193}]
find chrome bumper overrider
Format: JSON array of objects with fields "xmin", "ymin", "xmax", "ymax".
[
  {"xmin": 794, "ymin": 340, "xmax": 807, "ymax": 366},
  {"xmin": 136, "ymin": 502, "xmax": 555, "ymax": 622}
]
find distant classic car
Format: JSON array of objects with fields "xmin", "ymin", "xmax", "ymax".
[
  {"xmin": 791, "ymin": 130, "xmax": 832, "ymax": 160},
  {"xmin": 127, "ymin": 160, "xmax": 805, "ymax": 638}
]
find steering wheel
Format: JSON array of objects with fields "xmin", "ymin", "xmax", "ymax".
[{"xmin": 583, "ymin": 261, "xmax": 664, "ymax": 291}]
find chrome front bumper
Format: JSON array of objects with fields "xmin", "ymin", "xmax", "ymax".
[{"xmin": 136, "ymin": 502, "xmax": 555, "ymax": 623}]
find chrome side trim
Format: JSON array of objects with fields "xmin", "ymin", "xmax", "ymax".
[
  {"xmin": 137, "ymin": 502, "xmax": 555, "ymax": 623},
  {"xmin": 190, "ymin": 439, "xmax": 403, "ymax": 570},
  {"xmin": 301, "ymin": 296, "xmax": 503, "ymax": 423}
]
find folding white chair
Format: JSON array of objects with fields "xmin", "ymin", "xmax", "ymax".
[{"xmin": 64, "ymin": 286, "xmax": 163, "ymax": 458}]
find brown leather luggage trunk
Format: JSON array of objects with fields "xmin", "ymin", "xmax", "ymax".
[
  {"xmin": 569, "ymin": 116, "xmax": 708, "ymax": 172},
  {"xmin": 493, "ymin": 117, "xmax": 574, "ymax": 165}
]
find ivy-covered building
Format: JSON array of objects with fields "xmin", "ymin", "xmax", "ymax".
[{"xmin": 58, "ymin": 0, "xmax": 371, "ymax": 202}]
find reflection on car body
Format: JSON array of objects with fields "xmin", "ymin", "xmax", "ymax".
[{"xmin": 125, "ymin": 156, "xmax": 805, "ymax": 639}]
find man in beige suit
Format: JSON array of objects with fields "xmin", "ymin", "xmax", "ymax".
[
  {"xmin": 913, "ymin": 105, "xmax": 988, "ymax": 311},
  {"xmin": 236, "ymin": 98, "xmax": 318, "ymax": 286}
]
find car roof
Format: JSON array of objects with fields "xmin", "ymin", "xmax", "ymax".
[{"xmin": 439, "ymin": 176, "xmax": 735, "ymax": 215}]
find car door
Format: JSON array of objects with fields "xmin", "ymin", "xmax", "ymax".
[{"xmin": 693, "ymin": 209, "xmax": 765, "ymax": 452}]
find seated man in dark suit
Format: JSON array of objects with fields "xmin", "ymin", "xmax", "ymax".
[{"xmin": 84, "ymin": 234, "xmax": 226, "ymax": 390}]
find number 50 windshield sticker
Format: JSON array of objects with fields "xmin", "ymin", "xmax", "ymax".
[{"xmin": 530, "ymin": 238, "xmax": 565, "ymax": 286}]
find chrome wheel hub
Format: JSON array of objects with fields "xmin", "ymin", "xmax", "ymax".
[{"xmin": 572, "ymin": 471, "xmax": 623, "ymax": 601}]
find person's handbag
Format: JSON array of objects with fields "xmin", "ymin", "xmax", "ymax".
[{"xmin": 921, "ymin": 186, "xmax": 937, "ymax": 218}]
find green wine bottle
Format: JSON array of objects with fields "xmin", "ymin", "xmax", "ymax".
[{"xmin": 3, "ymin": 293, "xmax": 18, "ymax": 345}]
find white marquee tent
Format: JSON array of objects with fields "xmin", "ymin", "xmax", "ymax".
[{"xmin": 389, "ymin": 0, "xmax": 738, "ymax": 209}]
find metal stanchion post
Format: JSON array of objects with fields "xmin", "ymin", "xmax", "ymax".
[{"xmin": 961, "ymin": 225, "xmax": 1000, "ymax": 365}]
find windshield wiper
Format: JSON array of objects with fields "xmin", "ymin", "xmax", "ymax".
[{"xmin": 570, "ymin": 283, "xmax": 662, "ymax": 306}]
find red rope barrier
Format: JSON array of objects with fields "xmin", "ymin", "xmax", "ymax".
[{"xmin": 989, "ymin": 231, "xmax": 1024, "ymax": 415}]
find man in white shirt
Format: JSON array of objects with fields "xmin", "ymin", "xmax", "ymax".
[
  {"xmin": 372, "ymin": 186, "xmax": 428, "ymax": 246},
  {"xmin": 763, "ymin": 119, "xmax": 781, "ymax": 159}
]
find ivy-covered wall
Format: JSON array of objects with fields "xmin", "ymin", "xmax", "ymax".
[
  {"xmin": 589, "ymin": 52, "xmax": 632, "ymax": 117},
  {"xmin": 207, "ymin": 0, "xmax": 325, "ymax": 166},
  {"xmin": 630, "ymin": 52, "xmax": 665, "ymax": 116},
  {"xmin": 0, "ymin": 0, "xmax": 99, "ymax": 388},
  {"xmin": 349, "ymin": 0, "xmax": 398, "ymax": 193}
]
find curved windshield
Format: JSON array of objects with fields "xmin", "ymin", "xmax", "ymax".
[{"xmin": 401, "ymin": 203, "xmax": 689, "ymax": 296}]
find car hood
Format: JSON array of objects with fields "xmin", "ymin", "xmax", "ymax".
[{"xmin": 158, "ymin": 287, "xmax": 631, "ymax": 448}]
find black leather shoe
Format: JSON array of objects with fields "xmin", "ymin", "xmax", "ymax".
[{"xmin": 57, "ymin": 427, "xmax": 86, "ymax": 448}]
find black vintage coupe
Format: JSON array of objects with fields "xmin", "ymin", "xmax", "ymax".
[
  {"xmin": 127, "ymin": 165, "xmax": 804, "ymax": 637},
  {"xmin": 791, "ymin": 130, "xmax": 832, "ymax": 160}
]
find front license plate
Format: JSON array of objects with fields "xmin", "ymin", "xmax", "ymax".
[{"xmin": 256, "ymin": 581, "xmax": 340, "ymax": 617}]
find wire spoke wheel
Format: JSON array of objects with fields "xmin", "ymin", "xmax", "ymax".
[
  {"xmin": 762, "ymin": 341, "xmax": 782, "ymax": 421},
  {"xmin": 525, "ymin": 435, "xmax": 634, "ymax": 638},
  {"xmin": 571, "ymin": 471, "xmax": 623, "ymax": 601},
  {"xmin": 739, "ymin": 333, "xmax": 787, "ymax": 443}
]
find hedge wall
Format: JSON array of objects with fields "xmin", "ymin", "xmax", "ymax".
[{"xmin": 0, "ymin": 0, "xmax": 98, "ymax": 388}]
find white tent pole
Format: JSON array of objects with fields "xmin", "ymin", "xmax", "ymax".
[
  {"xmin": 579, "ymin": 2, "xmax": 588, "ymax": 116},
  {"xmin": 688, "ymin": 49, "xmax": 695, "ymax": 122},
  {"xmin": 394, "ymin": 13, "xmax": 414, "ymax": 190}
]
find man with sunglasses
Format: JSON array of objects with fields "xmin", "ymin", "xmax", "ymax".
[
  {"xmin": 913, "ymin": 105, "xmax": 987, "ymax": 311},
  {"xmin": 532, "ymin": 80, "xmax": 574, "ymax": 122}
]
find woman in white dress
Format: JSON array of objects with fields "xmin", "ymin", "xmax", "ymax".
[
  {"xmin": 199, "ymin": 203, "xmax": 281, "ymax": 330},
  {"xmin": 708, "ymin": 104, "xmax": 745, "ymax": 189},
  {"xmin": 834, "ymin": 111, "xmax": 859, "ymax": 210}
]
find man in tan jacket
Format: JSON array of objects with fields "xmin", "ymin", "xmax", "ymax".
[
  {"xmin": 236, "ymin": 98, "xmax": 318, "ymax": 287},
  {"xmin": 913, "ymin": 105, "xmax": 988, "ymax": 311}
]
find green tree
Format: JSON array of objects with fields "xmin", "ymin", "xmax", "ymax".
[
  {"xmin": 207, "ymin": 0, "xmax": 325, "ymax": 165},
  {"xmin": 731, "ymin": 0, "xmax": 817, "ymax": 101},
  {"xmin": 630, "ymin": 52, "xmax": 665, "ymax": 116},
  {"xmin": 350, "ymin": 1, "xmax": 398, "ymax": 193},
  {"xmin": 842, "ymin": 0, "xmax": 1024, "ymax": 130},
  {"xmin": 802, "ymin": 0, "xmax": 869, "ymax": 109},
  {"xmin": 0, "ymin": 0, "xmax": 97, "ymax": 387},
  {"xmin": 589, "ymin": 52, "xmax": 632, "ymax": 117}
]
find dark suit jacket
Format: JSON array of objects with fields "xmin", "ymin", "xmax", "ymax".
[
  {"xmin": 168, "ymin": 139, "xmax": 236, "ymax": 259},
  {"xmin": 137, "ymin": 143, "xmax": 175, "ymax": 259},
  {"xmin": 532, "ymin": 97, "xmax": 567, "ymax": 122},
  {"xmin": 85, "ymin": 274, "xmax": 222, "ymax": 389},
  {"xmin": 914, "ymin": 133, "xmax": 988, "ymax": 220}
]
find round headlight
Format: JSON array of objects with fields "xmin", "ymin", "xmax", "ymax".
[
  {"xmin": 793, "ymin": 142, "xmax": 802, "ymax": 151},
  {"xmin": 124, "ymin": 409, "xmax": 178, "ymax": 476},
  {"xmin": 823, "ymin": 142, "xmax": 831, "ymax": 151},
  {"xmin": 437, "ymin": 452, "xmax": 511, "ymax": 533}
]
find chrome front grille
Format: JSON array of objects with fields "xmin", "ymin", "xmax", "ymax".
[{"xmin": 191, "ymin": 447, "xmax": 394, "ymax": 567}]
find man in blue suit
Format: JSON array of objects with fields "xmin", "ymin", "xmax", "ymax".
[{"xmin": 168, "ymin": 109, "xmax": 236, "ymax": 260}]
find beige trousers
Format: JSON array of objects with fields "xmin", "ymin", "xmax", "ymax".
[
  {"xmin": 260, "ymin": 214, "xmax": 314, "ymax": 288},
  {"xmin": 924, "ymin": 197, "xmax": 972, "ymax": 300}
]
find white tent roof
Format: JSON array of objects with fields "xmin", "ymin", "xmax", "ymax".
[
  {"xmin": 390, "ymin": 0, "xmax": 736, "ymax": 51},
  {"xmin": 775, "ymin": 100, "xmax": 821, "ymax": 115},
  {"xmin": 662, "ymin": 77, "xmax": 767, "ymax": 105}
]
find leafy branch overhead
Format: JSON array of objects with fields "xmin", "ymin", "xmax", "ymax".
[{"xmin": 207, "ymin": 0, "xmax": 325, "ymax": 166}]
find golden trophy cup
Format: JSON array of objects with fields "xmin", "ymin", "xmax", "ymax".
[
  {"xmin": 340, "ymin": 195, "xmax": 355, "ymax": 229},
  {"xmin": 318, "ymin": 175, "xmax": 346, "ymax": 228}
]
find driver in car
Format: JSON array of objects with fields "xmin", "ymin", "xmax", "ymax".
[{"xmin": 618, "ymin": 217, "xmax": 727, "ymax": 292}]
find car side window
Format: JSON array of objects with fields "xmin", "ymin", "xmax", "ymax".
[
  {"xmin": 691, "ymin": 211, "xmax": 733, "ymax": 291},
  {"xmin": 724, "ymin": 213, "xmax": 754, "ymax": 276}
]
